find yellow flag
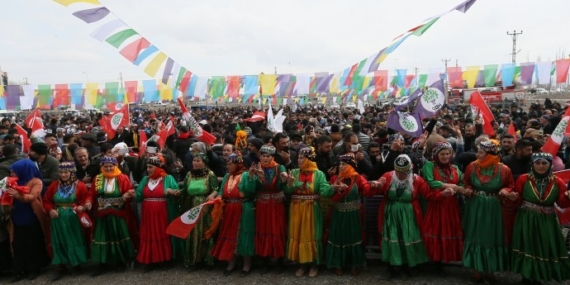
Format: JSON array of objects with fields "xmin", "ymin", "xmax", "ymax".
[
  {"xmin": 463, "ymin": 66, "xmax": 480, "ymax": 88},
  {"xmin": 53, "ymin": 0, "xmax": 101, "ymax": 7},
  {"xmin": 259, "ymin": 74, "xmax": 277, "ymax": 96},
  {"xmin": 329, "ymin": 74, "xmax": 340, "ymax": 93},
  {"xmin": 321, "ymin": 97, "xmax": 327, "ymax": 104},
  {"xmin": 85, "ymin": 83, "xmax": 99, "ymax": 105},
  {"xmin": 352, "ymin": 95, "xmax": 357, "ymax": 102},
  {"xmin": 159, "ymin": 82, "xmax": 173, "ymax": 100},
  {"xmin": 362, "ymin": 76, "xmax": 372, "ymax": 90},
  {"xmin": 144, "ymin": 52, "xmax": 167, "ymax": 77}
]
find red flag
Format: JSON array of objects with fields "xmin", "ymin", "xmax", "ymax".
[
  {"xmin": 166, "ymin": 199, "xmax": 219, "ymax": 239},
  {"xmin": 508, "ymin": 123, "xmax": 517, "ymax": 142},
  {"xmin": 138, "ymin": 130, "xmax": 148, "ymax": 157},
  {"xmin": 243, "ymin": 111, "xmax": 266, "ymax": 123},
  {"xmin": 469, "ymin": 90, "xmax": 495, "ymax": 135},
  {"xmin": 542, "ymin": 108, "xmax": 570, "ymax": 157},
  {"xmin": 14, "ymin": 124, "xmax": 31, "ymax": 153},
  {"xmin": 24, "ymin": 109, "xmax": 45, "ymax": 137},
  {"xmin": 99, "ymin": 104, "xmax": 130, "ymax": 139},
  {"xmin": 157, "ymin": 118, "xmax": 176, "ymax": 149},
  {"xmin": 177, "ymin": 97, "xmax": 216, "ymax": 145}
]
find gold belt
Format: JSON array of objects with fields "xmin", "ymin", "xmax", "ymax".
[
  {"xmin": 521, "ymin": 201, "xmax": 554, "ymax": 214},
  {"xmin": 291, "ymin": 194, "xmax": 319, "ymax": 201},
  {"xmin": 144, "ymin": 198, "xmax": 167, "ymax": 202},
  {"xmin": 256, "ymin": 192, "xmax": 285, "ymax": 203},
  {"xmin": 55, "ymin": 203, "xmax": 74, "ymax": 208},
  {"xmin": 98, "ymin": 197, "xmax": 124, "ymax": 209},
  {"xmin": 335, "ymin": 200, "xmax": 360, "ymax": 211},
  {"xmin": 224, "ymin": 198, "xmax": 246, "ymax": 204},
  {"xmin": 475, "ymin": 191, "xmax": 499, "ymax": 197}
]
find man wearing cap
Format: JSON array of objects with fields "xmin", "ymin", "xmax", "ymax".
[
  {"xmin": 80, "ymin": 133, "xmax": 101, "ymax": 158},
  {"xmin": 29, "ymin": 142, "xmax": 60, "ymax": 191}
]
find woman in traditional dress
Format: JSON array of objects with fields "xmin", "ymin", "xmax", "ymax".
[
  {"xmin": 254, "ymin": 145, "xmax": 287, "ymax": 273},
  {"xmin": 326, "ymin": 153, "xmax": 371, "ymax": 276},
  {"xmin": 511, "ymin": 152, "xmax": 570, "ymax": 284},
  {"xmin": 180, "ymin": 152, "xmax": 218, "ymax": 271},
  {"xmin": 43, "ymin": 162, "xmax": 89, "ymax": 281},
  {"xmin": 370, "ymin": 154, "xmax": 444, "ymax": 279},
  {"xmin": 90, "ymin": 156, "xmax": 136, "ymax": 277},
  {"xmin": 208, "ymin": 152, "xmax": 257, "ymax": 276},
  {"xmin": 462, "ymin": 140, "xmax": 514, "ymax": 283},
  {"xmin": 421, "ymin": 141, "xmax": 464, "ymax": 273},
  {"xmin": 136, "ymin": 154, "xmax": 182, "ymax": 272},
  {"xmin": 283, "ymin": 147, "xmax": 333, "ymax": 278},
  {"xmin": 6, "ymin": 159, "xmax": 50, "ymax": 282}
]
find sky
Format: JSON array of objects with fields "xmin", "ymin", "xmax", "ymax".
[{"xmin": 1, "ymin": 0, "xmax": 570, "ymax": 85}]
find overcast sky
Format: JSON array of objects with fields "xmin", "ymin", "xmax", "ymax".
[{"xmin": 1, "ymin": 0, "xmax": 569, "ymax": 85}]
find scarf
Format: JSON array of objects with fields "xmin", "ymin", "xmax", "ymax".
[
  {"xmin": 190, "ymin": 167, "xmax": 209, "ymax": 178},
  {"xmin": 475, "ymin": 154, "xmax": 500, "ymax": 169},
  {"xmin": 434, "ymin": 157, "xmax": 453, "ymax": 179},
  {"xmin": 260, "ymin": 157, "xmax": 278, "ymax": 168},
  {"xmin": 101, "ymin": 166, "xmax": 122, "ymax": 179},
  {"xmin": 229, "ymin": 164, "xmax": 246, "ymax": 176},
  {"xmin": 300, "ymin": 159, "xmax": 318, "ymax": 172},
  {"xmin": 10, "ymin": 159, "xmax": 43, "ymax": 186},
  {"xmin": 338, "ymin": 164, "xmax": 359, "ymax": 180},
  {"xmin": 57, "ymin": 181, "xmax": 76, "ymax": 199},
  {"xmin": 149, "ymin": 167, "xmax": 167, "ymax": 180}
]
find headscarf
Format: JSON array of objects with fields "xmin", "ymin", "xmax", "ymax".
[
  {"xmin": 338, "ymin": 153, "xmax": 359, "ymax": 179},
  {"xmin": 431, "ymin": 141, "xmax": 454, "ymax": 177},
  {"xmin": 299, "ymin": 147, "xmax": 318, "ymax": 172},
  {"xmin": 58, "ymin": 161, "xmax": 77, "ymax": 186},
  {"xmin": 529, "ymin": 152, "xmax": 553, "ymax": 182},
  {"xmin": 58, "ymin": 161, "xmax": 77, "ymax": 198},
  {"xmin": 147, "ymin": 155, "xmax": 167, "ymax": 179},
  {"xmin": 476, "ymin": 140, "xmax": 500, "ymax": 168},
  {"xmin": 391, "ymin": 154, "xmax": 414, "ymax": 197},
  {"xmin": 10, "ymin": 159, "xmax": 43, "ymax": 186},
  {"xmin": 394, "ymin": 154, "xmax": 413, "ymax": 173},
  {"xmin": 191, "ymin": 152, "xmax": 210, "ymax": 177},
  {"xmin": 226, "ymin": 152, "xmax": 245, "ymax": 175},
  {"xmin": 100, "ymin": 155, "xmax": 122, "ymax": 178},
  {"xmin": 259, "ymin": 145, "xmax": 278, "ymax": 168}
]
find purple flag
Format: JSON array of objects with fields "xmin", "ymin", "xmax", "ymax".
[
  {"xmin": 394, "ymin": 87, "xmax": 423, "ymax": 112},
  {"xmin": 387, "ymin": 110, "xmax": 424, "ymax": 137},
  {"xmin": 73, "ymin": 7, "xmax": 110, "ymax": 23},
  {"xmin": 454, "ymin": 0, "xmax": 477, "ymax": 13},
  {"xmin": 414, "ymin": 80, "xmax": 446, "ymax": 118},
  {"xmin": 475, "ymin": 70, "xmax": 485, "ymax": 87},
  {"xmin": 520, "ymin": 63, "xmax": 535, "ymax": 85},
  {"xmin": 161, "ymin": 57, "xmax": 174, "ymax": 84}
]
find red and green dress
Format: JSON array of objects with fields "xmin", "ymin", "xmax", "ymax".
[
  {"xmin": 368, "ymin": 173, "xmax": 430, "ymax": 267},
  {"xmin": 511, "ymin": 174, "xmax": 570, "ymax": 283},
  {"xmin": 421, "ymin": 161, "xmax": 464, "ymax": 262},
  {"xmin": 326, "ymin": 174, "xmax": 370, "ymax": 269},
  {"xmin": 90, "ymin": 174, "xmax": 136, "ymax": 264},
  {"xmin": 43, "ymin": 180, "xmax": 90, "ymax": 267},
  {"xmin": 211, "ymin": 172, "xmax": 258, "ymax": 260},
  {"xmin": 255, "ymin": 164, "xmax": 287, "ymax": 259},
  {"xmin": 462, "ymin": 162, "xmax": 514, "ymax": 273}
]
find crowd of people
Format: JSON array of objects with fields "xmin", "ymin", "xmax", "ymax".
[{"xmin": 0, "ymin": 98, "xmax": 569, "ymax": 285}]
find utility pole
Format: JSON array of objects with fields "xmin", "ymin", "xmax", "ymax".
[
  {"xmin": 274, "ymin": 67, "xmax": 277, "ymax": 75},
  {"xmin": 119, "ymin": 72, "xmax": 123, "ymax": 89},
  {"xmin": 507, "ymin": 30, "xmax": 523, "ymax": 64},
  {"xmin": 414, "ymin": 67, "xmax": 418, "ymax": 87},
  {"xmin": 442, "ymin": 59, "xmax": 450, "ymax": 103}
]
